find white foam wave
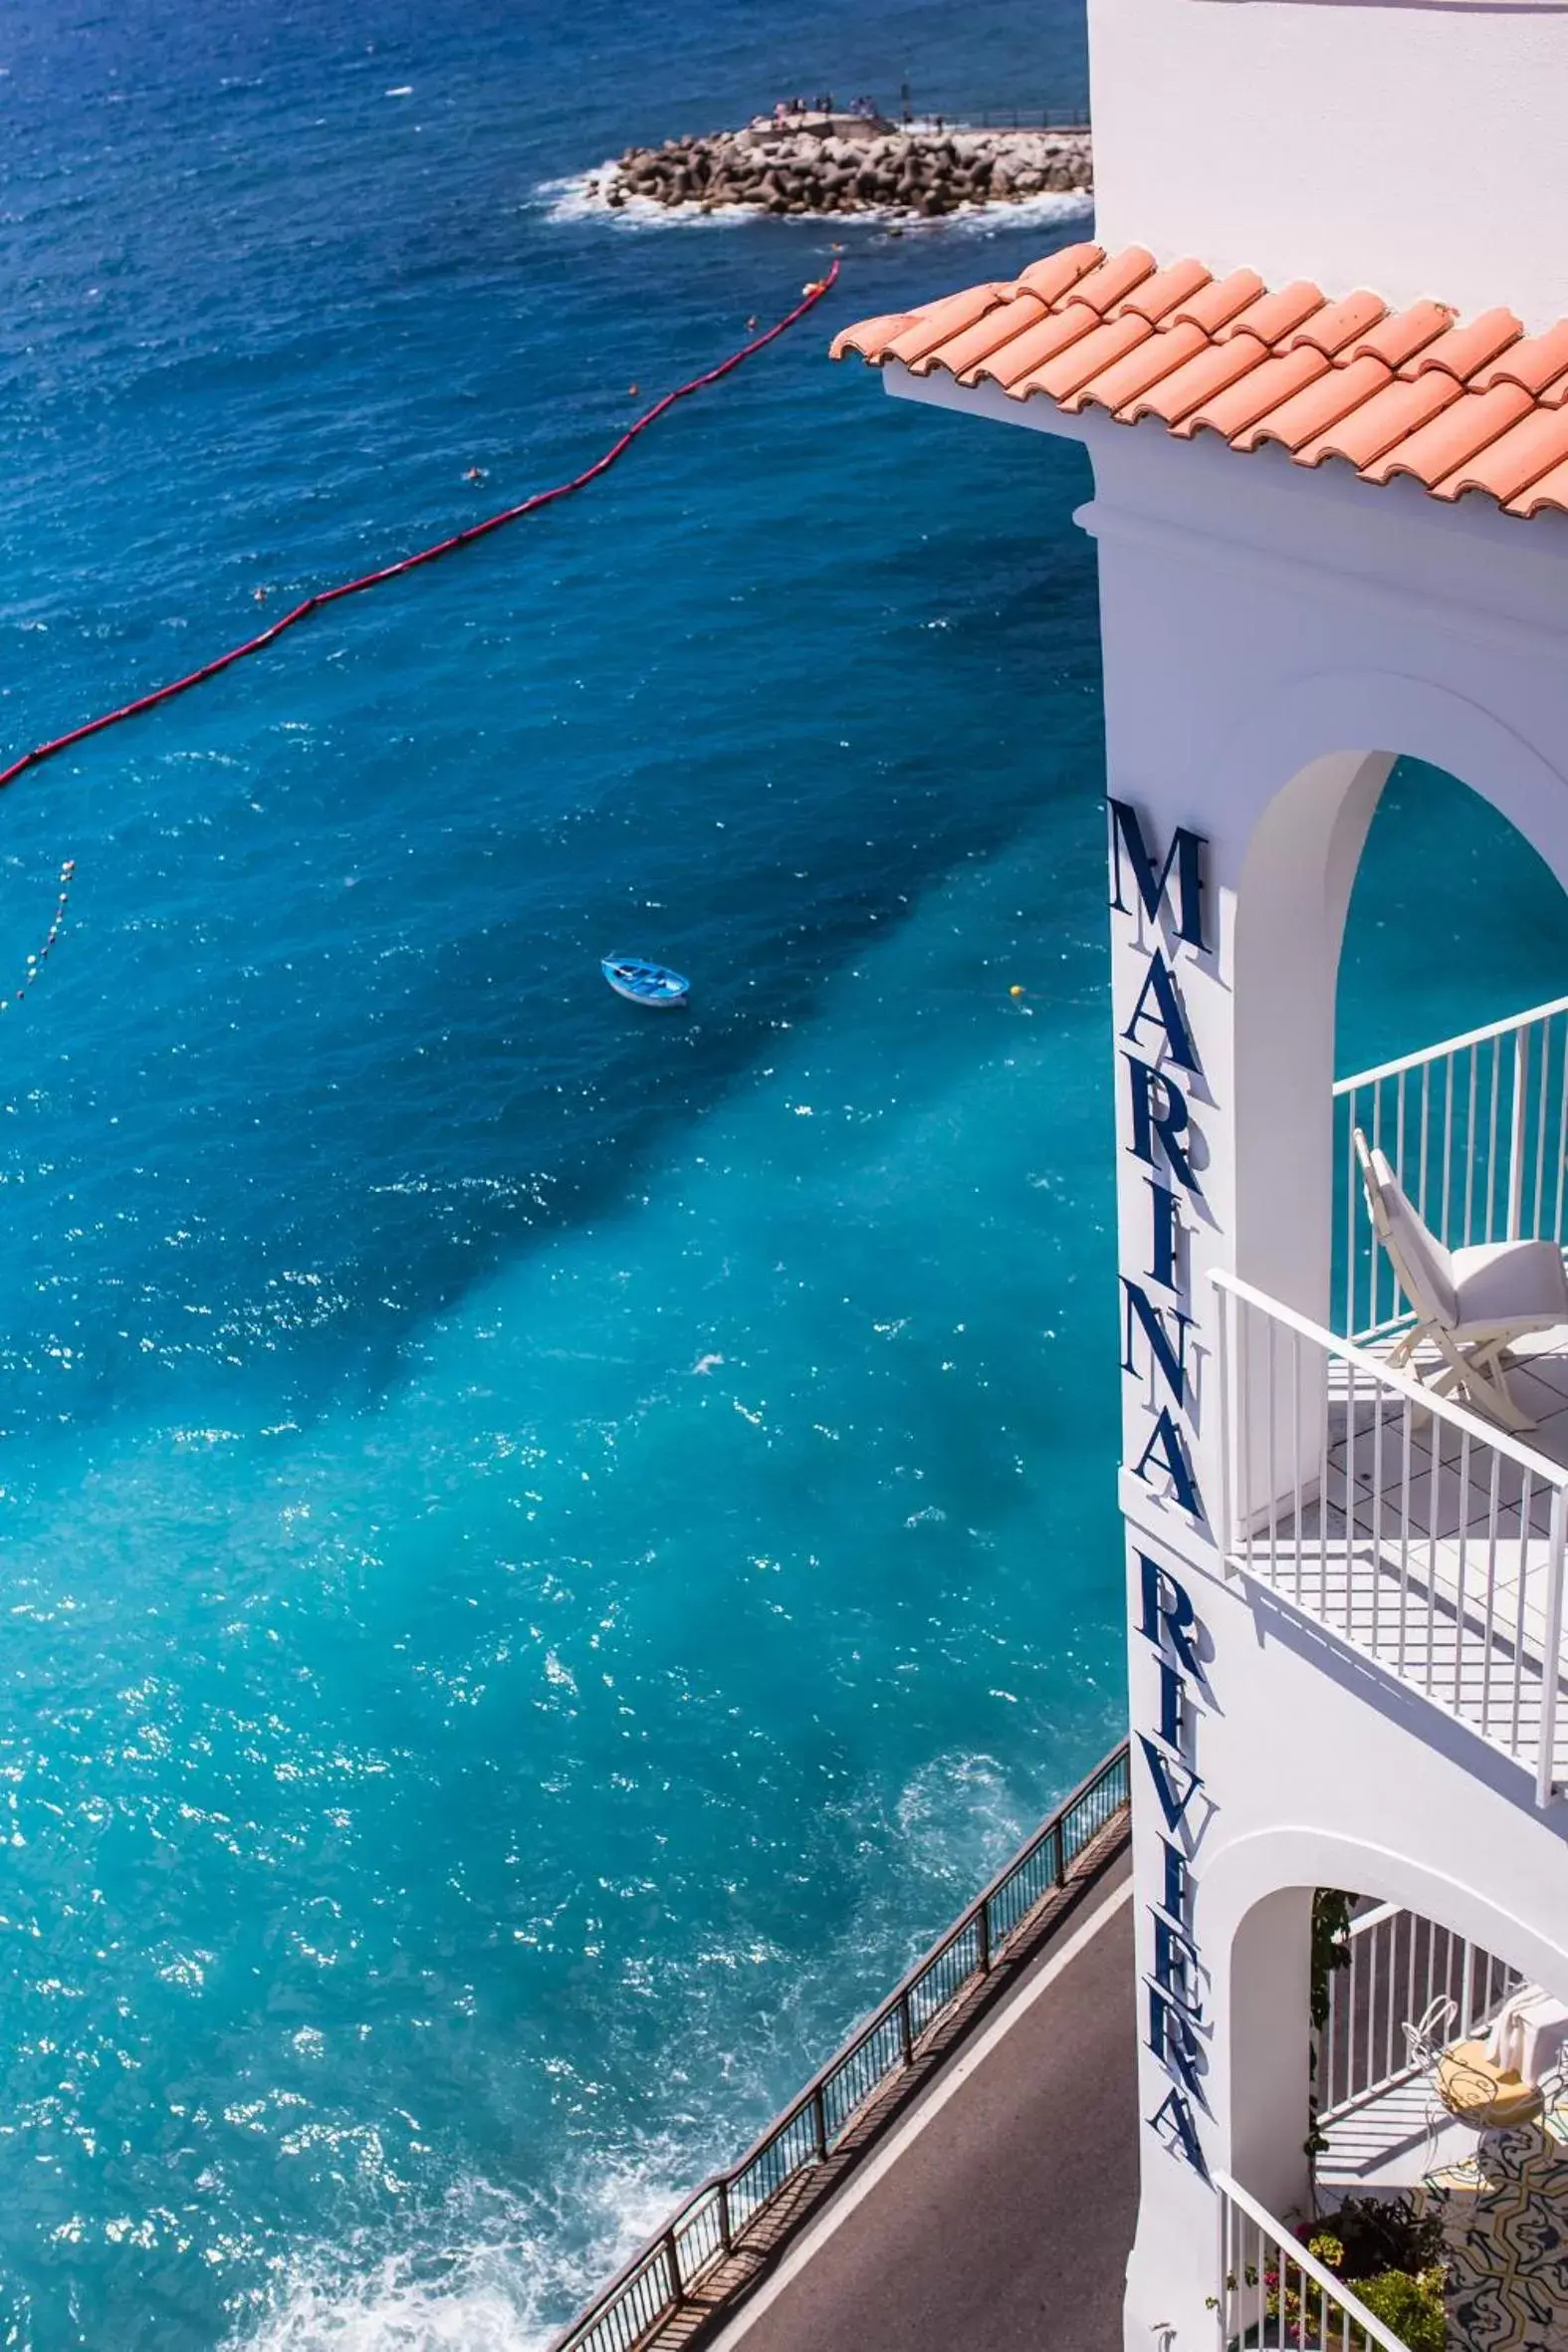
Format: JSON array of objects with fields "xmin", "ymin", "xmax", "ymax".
[
  {"xmin": 537, "ymin": 168, "xmax": 1090, "ymax": 236},
  {"xmin": 234, "ymin": 2263, "xmax": 539, "ymax": 2352},
  {"xmin": 894, "ymin": 1749, "xmax": 1026, "ymax": 1884},
  {"xmin": 537, "ymin": 167, "xmax": 751, "ymax": 232},
  {"xmin": 939, "ymin": 187, "xmax": 1094, "ymax": 237},
  {"xmin": 226, "ymin": 2158, "xmax": 695, "ymax": 2352}
]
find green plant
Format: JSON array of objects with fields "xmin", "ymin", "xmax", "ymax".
[
  {"xmin": 1311, "ymin": 1889, "xmax": 1356, "ymax": 2032},
  {"xmin": 1304, "ymin": 2095, "xmax": 1329, "ymax": 2165},
  {"xmin": 1350, "ymin": 2264, "xmax": 1448, "ymax": 2351},
  {"xmin": 1211, "ymin": 2242, "xmax": 1449, "ymax": 2351},
  {"xmin": 1330, "ymin": 2194, "xmax": 1446, "ymax": 2278},
  {"xmin": 1306, "ymin": 1890, "xmax": 1358, "ymax": 2171}
]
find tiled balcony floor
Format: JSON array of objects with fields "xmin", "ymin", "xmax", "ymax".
[
  {"xmin": 1244, "ymin": 1330, "xmax": 1568, "ymax": 1783},
  {"xmin": 1320, "ymin": 2065, "xmax": 1568, "ymax": 2352},
  {"xmin": 1319, "ymin": 2065, "xmax": 1491, "ymax": 2197}
]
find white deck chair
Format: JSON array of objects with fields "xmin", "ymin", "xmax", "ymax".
[{"xmin": 1354, "ymin": 1129, "xmax": 1568, "ymax": 1431}]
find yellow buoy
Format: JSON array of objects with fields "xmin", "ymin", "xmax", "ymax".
[{"xmin": 1009, "ymin": 984, "xmax": 1024, "ymax": 998}]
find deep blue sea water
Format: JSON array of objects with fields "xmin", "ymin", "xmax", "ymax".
[{"xmin": 0, "ymin": 3, "xmax": 1564, "ymax": 2346}]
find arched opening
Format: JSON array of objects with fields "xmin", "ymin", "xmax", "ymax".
[
  {"xmin": 1232, "ymin": 734, "xmax": 1568, "ymax": 1335},
  {"xmin": 1334, "ymin": 763, "xmax": 1568, "ymax": 1346},
  {"xmin": 1225, "ymin": 745, "xmax": 1568, "ymax": 1805},
  {"xmin": 1338, "ymin": 759, "xmax": 1568, "ymax": 1080},
  {"xmin": 1227, "ymin": 1876, "xmax": 1568, "ymax": 2351}
]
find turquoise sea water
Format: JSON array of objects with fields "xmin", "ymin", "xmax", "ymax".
[{"xmin": 0, "ymin": 3, "xmax": 1566, "ymax": 2345}]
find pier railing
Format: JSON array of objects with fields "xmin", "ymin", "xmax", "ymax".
[
  {"xmin": 1333, "ymin": 992, "xmax": 1568, "ymax": 1342},
  {"xmin": 971, "ymin": 107, "xmax": 1092, "ymax": 130},
  {"xmin": 549, "ymin": 1740, "xmax": 1130, "ymax": 2352}
]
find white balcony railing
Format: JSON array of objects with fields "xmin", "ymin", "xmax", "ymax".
[
  {"xmin": 1214, "ymin": 1272, "xmax": 1568, "ymax": 1804},
  {"xmin": 1333, "ymin": 993, "xmax": 1568, "ymax": 1343},
  {"xmin": 1314, "ymin": 1902, "xmax": 1521, "ymax": 2198},
  {"xmin": 1216, "ymin": 2172, "xmax": 1414, "ymax": 2350},
  {"xmin": 1318, "ymin": 1901, "xmax": 1519, "ymax": 2126}
]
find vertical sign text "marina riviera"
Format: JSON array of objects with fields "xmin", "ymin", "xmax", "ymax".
[
  {"xmin": 1110, "ymin": 799, "xmax": 1208, "ymax": 1527},
  {"xmin": 1140, "ymin": 1550, "xmax": 1213, "ymax": 2178}
]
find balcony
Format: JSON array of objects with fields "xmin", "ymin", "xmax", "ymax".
[
  {"xmin": 1219, "ymin": 1900, "xmax": 1568, "ymax": 2348},
  {"xmin": 1214, "ymin": 994, "xmax": 1568, "ymax": 1803},
  {"xmin": 1317, "ymin": 1901, "xmax": 1524, "ymax": 2199},
  {"xmin": 1308, "ymin": 1899, "xmax": 1568, "ymax": 2350}
]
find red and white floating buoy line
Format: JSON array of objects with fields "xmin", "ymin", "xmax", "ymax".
[
  {"xmin": 0, "ymin": 858, "xmax": 75, "ymax": 1013},
  {"xmin": 0, "ymin": 267, "xmax": 840, "ymax": 1021},
  {"xmin": 0, "ymin": 267, "xmax": 841, "ymax": 801}
]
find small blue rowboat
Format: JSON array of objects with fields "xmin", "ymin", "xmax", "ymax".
[{"xmin": 602, "ymin": 955, "xmax": 690, "ymax": 1008}]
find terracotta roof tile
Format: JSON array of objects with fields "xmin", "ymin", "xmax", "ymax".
[
  {"xmin": 1432, "ymin": 405, "xmax": 1568, "ymax": 503},
  {"xmin": 1069, "ymin": 321, "xmax": 1211, "ymax": 416},
  {"xmin": 1064, "ymin": 247, "xmax": 1158, "ymax": 315},
  {"xmin": 829, "ymin": 310, "xmax": 918, "ymax": 363},
  {"xmin": 1173, "ymin": 346, "xmax": 1331, "ymax": 441},
  {"xmin": 1295, "ymin": 371, "xmax": 1463, "ymax": 470},
  {"xmin": 1400, "ymin": 309, "xmax": 1522, "ymax": 383},
  {"xmin": 917, "ymin": 294, "xmax": 1047, "ymax": 382},
  {"xmin": 969, "ymin": 302, "xmax": 1103, "ymax": 390},
  {"xmin": 1283, "ymin": 291, "xmax": 1389, "ymax": 359},
  {"xmin": 881, "ymin": 285, "xmax": 1011, "ymax": 368},
  {"xmin": 1348, "ymin": 302, "xmax": 1456, "ymax": 369},
  {"xmin": 1470, "ymin": 322, "xmax": 1568, "ymax": 396},
  {"xmin": 832, "ymin": 244, "xmax": 1568, "ymax": 520},
  {"xmin": 1364, "ymin": 383, "xmax": 1535, "ymax": 488},
  {"xmin": 1170, "ymin": 270, "xmax": 1268, "ymax": 336},
  {"xmin": 1011, "ymin": 244, "xmax": 1104, "ymax": 304},
  {"xmin": 1108, "ymin": 258, "xmax": 1214, "ymax": 325},
  {"xmin": 1508, "ymin": 456, "xmax": 1568, "ymax": 517},
  {"xmin": 1021, "ymin": 313, "xmax": 1153, "ymax": 402},
  {"xmin": 1123, "ymin": 333, "xmax": 1270, "ymax": 426},
  {"xmin": 1216, "ymin": 281, "xmax": 1326, "ymax": 348},
  {"xmin": 1235, "ymin": 354, "xmax": 1394, "ymax": 454},
  {"xmin": 1006, "ymin": 247, "xmax": 1104, "ymax": 308}
]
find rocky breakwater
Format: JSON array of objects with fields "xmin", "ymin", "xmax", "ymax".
[{"xmin": 590, "ymin": 114, "xmax": 1092, "ymax": 220}]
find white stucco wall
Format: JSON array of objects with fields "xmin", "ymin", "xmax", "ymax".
[
  {"xmin": 1124, "ymin": 1524, "xmax": 1568, "ymax": 2350},
  {"xmin": 1086, "ymin": 0, "xmax": 1568, "ymax": 329},
  {"xmin": 873, "ymin": 366, "xmax": 1568, "ymax": 2347},
  {"xmin": 1088, "ymin": 421, "xmax": 1568, "ymax": 2348}
]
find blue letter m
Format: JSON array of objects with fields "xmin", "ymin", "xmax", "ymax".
[{"xmin": 1108, "ymin": 799, "xmax": 1208, "ymax": 951}]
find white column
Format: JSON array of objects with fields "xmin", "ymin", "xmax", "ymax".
[{"xmin": 1106, "ymin": 740, "xmax": 1384, "ymax": 2346}]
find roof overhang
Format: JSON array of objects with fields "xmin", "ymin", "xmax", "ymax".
[{"xmin": 832, "ymin": 242, "xmax": 1568, "ymax": 523}]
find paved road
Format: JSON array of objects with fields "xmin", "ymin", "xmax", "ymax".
[{"xmin": 716, "ymin": 1861, "xmax": 1137, "ymax": 2352}]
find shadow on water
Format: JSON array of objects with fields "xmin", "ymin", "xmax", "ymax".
[
  {"xmin": 0, "ymin": 395, "xmax": 1104, "ymax": 1448},
  {"xmin": 0, "ymin": 0, "xmax": 1111, "ymax": 1459}
]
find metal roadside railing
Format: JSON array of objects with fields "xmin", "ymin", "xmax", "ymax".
[{"xmin": 549, "ymin": 1739, "xmax": 1131, "ymax": 2352}]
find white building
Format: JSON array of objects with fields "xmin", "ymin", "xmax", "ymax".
[{"xmin": 831, "ymin": 5, "xmax": 1568, "ymax": 2347}]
